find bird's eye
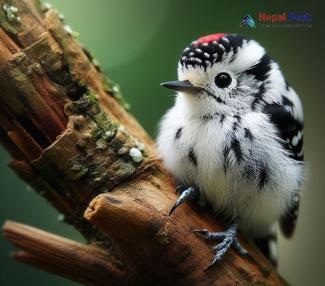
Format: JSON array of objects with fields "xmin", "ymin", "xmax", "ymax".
[{"xmin": 214, "ymin": 72, "xmax": 232, "ymax": 88}]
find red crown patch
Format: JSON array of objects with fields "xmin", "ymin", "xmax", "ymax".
[{"xmin": 195, "ymin": 33, "xmax": 226, "ymax": 46}]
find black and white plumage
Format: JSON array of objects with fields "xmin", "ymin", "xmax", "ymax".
[{"xmin": 157, "ymin": 33, "xmax": 304, "ymax": 267}]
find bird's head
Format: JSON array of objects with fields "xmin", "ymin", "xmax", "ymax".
[{"xmin": 161, "ymin": 33, "xmax": 288, "ymax": 117}]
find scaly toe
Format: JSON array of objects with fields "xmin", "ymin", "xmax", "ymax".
[
  {"xmin": 206, "ymin": 242, "xmax": 232, "ymax": 270},
  {"xmin": 195, "ymin": 219, "xmax": 249, "ymax": 268},
  {"xmin": 212, "ymin": 237, "xmax": 231, "ymax": 252},
  {"xmin": 233, "ymin": 238, "xmax": 248, "ymax": 256}
]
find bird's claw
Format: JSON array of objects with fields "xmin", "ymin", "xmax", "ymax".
[
  {"xmin": 193, "ymin": 228, "xmax": 209, "ymax": 237},
  {"xmin": 195, "ymin": 220, "xmax": 248, "ymax": 269},
  {"xmin": 169, "ymin": 186, "xmax": 198, "ymax": 215},
  {"xmin": 170, "ymin": 188, "xmax": 248, "ymax": 268},
  {"xmin": 193, "ymin": 229, "xmax": 226, "ymax": 240}
]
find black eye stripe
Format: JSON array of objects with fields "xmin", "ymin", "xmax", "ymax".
[{"xmin": 215, "ymin": 72, "xmax": 232, "ymax": 88}]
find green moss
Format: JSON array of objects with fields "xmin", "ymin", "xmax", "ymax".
[
  {"xmin": 96, "ymin": 138, "xmax": 108, "ymax": 150},
  {"xmin": 84, "ymin": 90, "xmax": 97, "ymax": 104},
  {"xmin": 114, "ymin": 161, "xmax": 135, "ymax": 178},
  {"xmin": 68, "ymin": 91, "xmax": 120, "ymax": 145},
  {"xmin": 91, "ymin": 124, "xmax": 101, "ymax": 140},
  {"xmin": 90, "ymin": 111, "xmax": 119, "ymax": 143},
  {"xmin": 51, "ymin": 15, "xmax": 129, "ymax": 111},
  {"xmin": 13, "ymin": 52, "xmax": 26, "ymax": 64},
  {"xmin": 0, "ymin": 2, "xmax": 18, "ymax": 36},
  {"xmin": 79, "ymin": 49, "xmax": 129, "ymax": 114},
  {"xmin": 103, "ymin": 76, "xmax": 130, "ymax": 111},
  {"xmin": 81, "ymin": 47, "xmax": 102, "ymax": 72},
  {"xmin": 66, "ymin": 91, "xmax": 142, "ymax": 190},
  {"xmin": 42, "ymin": 5, "xmax": 129, "ymax": 112}
]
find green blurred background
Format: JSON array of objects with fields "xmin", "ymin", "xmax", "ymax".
[{"xmin": 0, "ymin": 0, "xmax": 324, "ymax": 285}]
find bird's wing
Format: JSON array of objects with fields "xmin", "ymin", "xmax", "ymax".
[{"xmin": 263, "ymin": 91, "xmax": 303, "ymax": 238}]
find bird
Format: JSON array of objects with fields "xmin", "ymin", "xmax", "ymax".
[{"xmin": 157, "ymin": 33, "xmax": 304, "ymax": 268}]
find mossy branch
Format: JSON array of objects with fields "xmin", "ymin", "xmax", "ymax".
[{"xmin": 0, "ymin": 0, "xmax": 288, "ymax": 285}]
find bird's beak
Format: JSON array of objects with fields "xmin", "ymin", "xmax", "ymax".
[{"xmin": 160, "ymin": 80, "xmax": 204, "ymax": 94}]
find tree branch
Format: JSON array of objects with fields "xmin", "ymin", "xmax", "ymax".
[
  {"xmin": 84, "ymin": 181, "xmax": 287, "ymax": 285},
  {"xmin": 0, "ymin": 0, "xmax": 288, "ymax": 285},
  {"xmin": 3, "ymin": 221, "xmax": 125, "ymax": 286}
]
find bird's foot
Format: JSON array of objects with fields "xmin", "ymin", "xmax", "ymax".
[
  {"xmin": 169, "ymin": 186, "xmax": 199, "ymax": 215},
  {"xmin": 194, "ymin": 220, "xmax": 248, "ymax": 269}
]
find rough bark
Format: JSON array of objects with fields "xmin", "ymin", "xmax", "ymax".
[{"xmin": 0, "ymin": 0, "xmax": 288, "ymax": 285}]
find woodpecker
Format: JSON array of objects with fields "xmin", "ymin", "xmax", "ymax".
[{"xmin": 157, "ymin": 33, "xmax": 304, "ymax": 268}]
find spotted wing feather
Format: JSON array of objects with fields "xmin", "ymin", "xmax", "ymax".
[{"xmin": 263, "ymin": 95, "xmax": 303, "ymax": 238}]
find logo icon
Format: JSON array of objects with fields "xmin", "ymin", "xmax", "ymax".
[{"xmin": 241, "ymin": 14, "xmax": 256, "ymax": 28}]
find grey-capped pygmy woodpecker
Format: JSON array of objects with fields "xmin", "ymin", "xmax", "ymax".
[{"xmin": 157, "ymin": 33, "xmax": 304, "ymax": 268}]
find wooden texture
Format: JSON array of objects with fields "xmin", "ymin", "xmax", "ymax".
[
  {"xmin": 0, "ymin": 0, "xmax": 288, "ymax": 285},
  {"xmin": 3, "ymin": 221, "xmax": 125, "ymax": 286}
]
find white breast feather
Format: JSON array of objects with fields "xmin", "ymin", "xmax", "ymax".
[{"xmin": 157, "ymin": 94, "xmax": 303, "ymax": 238}]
